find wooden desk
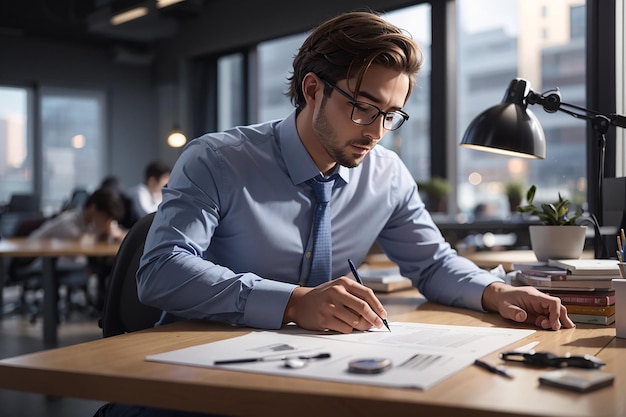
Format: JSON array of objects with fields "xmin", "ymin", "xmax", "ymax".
[
  {"xmin": 463, "ymin": 250, "xmax": 595, "ymax": 271},
  {"xmin": 0, "ymin": 237, "xmax": 119, "ymax": 347},
  {"xmin": 0, "ymin": 290, "xmax": 621, "ymax": 417}
]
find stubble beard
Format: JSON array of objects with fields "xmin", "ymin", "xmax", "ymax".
[{"xmin": 312, "ymin": 102, "xmax": 364, "ymax": 169}]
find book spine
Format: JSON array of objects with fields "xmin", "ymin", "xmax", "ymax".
[
  {"xmin": 568, "ymin": 313, "xmax": 615, "ymax": 325},
  {"xmin": 514, "ymin": 272, "xmax": 613, "ymax": 289},
  {"xmin": 564, "ymin": 304, "xmax": 616, "ymax": 316},
  {"xmin": 556, "ymin": 295, "xmax": 614, "ymax": 306}
]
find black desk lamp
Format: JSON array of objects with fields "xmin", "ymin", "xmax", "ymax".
[{"xmin": 460, "ymin": 78, "xmax": 626, "ymax": 258}]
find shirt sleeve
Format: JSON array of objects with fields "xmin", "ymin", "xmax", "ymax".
[
  {"xmin": 29, "ymin": 210, "xmax": 83, "ymax": 240},
  {"xmin": 137, "ymin": 139, "xmax": 297, "ymax": 329},
  {"xmin": 377, "ymin": 162, "xmax": 503, "ymax": 312}
]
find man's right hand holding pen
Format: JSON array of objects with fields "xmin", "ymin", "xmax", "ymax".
[{"xmin": 283, "ymin": 275, "xmax": 390, "ymax": 334}]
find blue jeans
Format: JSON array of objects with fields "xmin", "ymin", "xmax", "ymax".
[{"xmin": 93, "ymin": 403, "xmax": 226, "ymax": 417}]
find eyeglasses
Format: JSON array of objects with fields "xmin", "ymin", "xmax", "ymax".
[
  {"xmin": 499, "ymin": 351, "xmax": 605, "ymax": 369},
  {"xmin": 320, "ymin": 78, "xmax": 409, "ymax": 131}
]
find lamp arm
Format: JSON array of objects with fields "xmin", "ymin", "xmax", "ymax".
[
  {"xmin": 528, "ymin": 89, "xmax": 626, "ymax": 133},
  {"xmin": 527, "ymin": 86, "xmax": 613, "ymax": 258}
]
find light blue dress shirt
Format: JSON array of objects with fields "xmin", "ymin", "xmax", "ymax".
[{"xmin": 138, "ymin": 110, "xmax": 503, "ymax": 329}]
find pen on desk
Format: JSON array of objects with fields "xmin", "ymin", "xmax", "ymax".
[
  {"xmin": 474, "ymin": 359, "xmax": 514, "ymax": 379},
  {"xmin": 214, "ymin": 352, "xmax": 331, "ymax": 365},
  {"xmin": 347, "ymin": 259, "xmax": 391, "ymax": 332}
]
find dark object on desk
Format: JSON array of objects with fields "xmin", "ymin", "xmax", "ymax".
[
  {"xmin": 539, "ymin": 369, "xmax": 615, "ymax": 392},
  {"xmin": 500, "ymin": 351, "xmax": 605, "ymax": 369},
  {"xmin": 348, "ymin": 358, "xmax": 392, "ymax": 374},
  {"xmin": 99, "ymin": 212, "xmax": 162, "ymax": 337},
  {"xmin": 474, "ymin": 359, "xmax": 514, "ymax": 379},
  {"xmin": 214, "ymin": 352, "xmax": 331, "ymax": 366}
]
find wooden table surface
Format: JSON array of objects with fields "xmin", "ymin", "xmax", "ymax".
[
  {"xmin": 0, "ymin": 237, "xmax": 120, "ymax": 346},
  {"xmin": 0, "ymin": 289, "xmax": 622, "ymax": 417}
]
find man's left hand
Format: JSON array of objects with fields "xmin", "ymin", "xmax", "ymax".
[{"xmin": 482, "ymin": 282, "xmax": 575, "ymax": 330}]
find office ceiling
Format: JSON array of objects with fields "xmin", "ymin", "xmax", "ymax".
[{"xmin": 0, "ymin": 0, "xmax": 206, "ymax": 47}]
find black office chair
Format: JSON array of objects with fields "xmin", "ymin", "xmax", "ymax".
[
  {"xmin": 7, "ymin": 193, "xmax": 41, "ymax": 213},
  {"xmin": 99, "ymin": 212, "xmax": 162, "ymax": 337}
]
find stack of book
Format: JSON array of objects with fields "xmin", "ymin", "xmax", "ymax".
[
  {"xmin": 550, "ymin": 290, "xmax": 616, "ymax": 325},
  {"xmin": 356, "ymin": 265, "xmax": 413, "ymax": 293},
  {"xmin": 512, "ymin": 258, "xmax": 620, "ymax": 325}
]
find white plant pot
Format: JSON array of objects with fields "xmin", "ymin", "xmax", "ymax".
[{"xmin": 529, "ymin": 225, "xmax": 587, "ymax": 262}]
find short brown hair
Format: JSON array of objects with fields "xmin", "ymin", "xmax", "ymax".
[{"xmin": 287, "ymin": 11, "xmax": 423, "ymax": 108}]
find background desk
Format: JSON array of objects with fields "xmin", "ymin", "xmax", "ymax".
[
  {"xmin": 463, "ymin": 249, "xmax": 595, "ymax": 271},
  {"xmin": 0, "ymin": 290, "xmax": 622, "ymax": 417},
  {"xmin": 0, "ymin": 238, "xmax": 119, "ymax": 347}
]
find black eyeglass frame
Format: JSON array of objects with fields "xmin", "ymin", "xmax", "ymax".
[
  {"xmin": 319, "ymin": 77, "xmax": 410, "ymax": 131},
  {"xmin": 499, "ymin": 350, "xmax": 605, "ymax": 369}
]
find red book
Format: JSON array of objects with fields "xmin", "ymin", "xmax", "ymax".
[{"xmin": 548, "ymin": 290, "xmax": 615, "ymax": 306}]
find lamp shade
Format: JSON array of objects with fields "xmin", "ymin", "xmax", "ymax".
[{"xmin": 460, "ymin": 78, "xmax": 547, "ymax": 159}]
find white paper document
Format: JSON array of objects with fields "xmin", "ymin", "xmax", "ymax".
[{"xmin": 146, "ymin": 322, "xmax": 535, "ymax": 390}]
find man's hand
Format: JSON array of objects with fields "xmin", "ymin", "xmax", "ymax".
[
  {"xmin": 283, "ymin": 277, "xmax": 388, "ymax": 333},
  {"xmin": 482, "ymin": 281, "xmax": 575, "ymax": 330}
]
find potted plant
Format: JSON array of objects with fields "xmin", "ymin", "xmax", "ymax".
[
  {"xmin": 504, "ymin": 181, "xmax": 524, "ymax": 214},
  {"xmin": 516, "ymin": 185, "xmax": 587, "ymax": 261},
  {"xmin": 417, "ymin": 177, "xmax": 450, "ymax": 213}
]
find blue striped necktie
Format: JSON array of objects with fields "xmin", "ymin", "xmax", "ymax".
[{"xmin": 307, "ymin": 175, "xmax": 335, "ymax": 286}]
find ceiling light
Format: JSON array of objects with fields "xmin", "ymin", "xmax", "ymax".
[
  {"xmin": 110, "ymin": 6, "xmax": 149, "ymax": 25},
  {"xmin": 167, "ymin": 126, "xmax": 187, "ymax": 148},
  {"xmin": 156, "ymin": 0, "xmax": 186, "ymax": 8}
]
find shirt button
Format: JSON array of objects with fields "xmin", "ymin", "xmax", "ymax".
[{"xmin": 305, "ymin": 251, "xmax": 312, "ymax": 259}]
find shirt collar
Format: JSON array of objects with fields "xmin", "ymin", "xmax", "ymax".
[{"xmin": 277, "ymin": 110, "xmax": 350, "ymax": 186}]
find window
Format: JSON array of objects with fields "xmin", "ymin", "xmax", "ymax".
[
  {"xmin": 0, "ymin": 86, "xmax": 34, "ymax": 204},
  {"xmin": 0, "ymin": 87, "xmax": 107, "ymax": 215},
  {"xmin": 381, "ymin": 5, "xmax": 432, "ymax": 182},
  {"xmin": 257, "ymin": 33, "xmax": 307, "ymax": 123},
  {"xmin": 200, "ymin": 0, "xmax": 594, "ymax": 223},
  {"xmin": 217, "ymin": 53, "xmax": 245, "ymax": 131},
  {"xmin": 39, "ymin": 88, "xmax": 106, "ymax": 214},
  {"xmin": 456, "ymin": 0, "xmax": 586, "ymax": 219}
]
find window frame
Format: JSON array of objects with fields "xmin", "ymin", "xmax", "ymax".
[{"xmin": 189, "ymin": 0, "xmax": 617, "ymax": 224}]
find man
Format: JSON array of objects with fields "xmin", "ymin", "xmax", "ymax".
[
  {"xmin": 30, "ymin": 187, "xmax": 125, "ymax": 243},
  {"xmin": 128, "ymin": 160, "xmax": 171, "ymax": 220},
  {"xmin": 137, "ymin": 11, "xmax": 573, "ymax": 334},
  {"xmin": 24, "ymin": 187, "xmax": 126, "ymax": 315},
  {"xmin": 97, "ymin": 9, "xmax": 574, "ymax": 417}
]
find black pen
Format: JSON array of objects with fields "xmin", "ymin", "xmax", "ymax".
[
  {"xmin": 474, "ymin": 359, "xmax": 514, "ymax": 379},
  {"xmin": 348, "ymin": 259, "xmax": 391, "ymax": 332},
  {"xmin": 214, "ymin": 352, "xmax": 330, "ymax": 365}
]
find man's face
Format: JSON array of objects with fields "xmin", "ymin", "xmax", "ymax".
[
  {"xmin": 148, "ymin": 174, "xmax": 170, "ymax": 193},
  {"xmin": 91, "ymin": 210, "xmax": 113, "ymax": 236},
  {"xmin": 313, "ymin": 65, "xmax": 410, "ymax": 169}
]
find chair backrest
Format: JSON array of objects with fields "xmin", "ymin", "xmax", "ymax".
[
  {"xmin": 7, "ymin": 193, "xmax": 40, "ymax": 213},
  {"xmin": 0, "ymin": 212, "xmax": 45, "ymax": 238},
  {"xmin": 5, "ymin": 215, "xmax": 48, "ymax": 284},
  {"xmin": 100, "ymin": 212, "xmax": 162, "ymax": 337}
]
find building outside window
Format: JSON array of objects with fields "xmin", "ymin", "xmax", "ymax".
[
  {"xmin": 456, "ymin": 0, "xmax": 586, "ymax": 219},
  {"xmin": 0, "ymin": 86, "xmax": 33, "ymax": 205}
]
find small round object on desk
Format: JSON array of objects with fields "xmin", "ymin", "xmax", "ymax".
[{"xmin": 348, "ymin": 358, "xmax": 392, "ymax": 374}]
